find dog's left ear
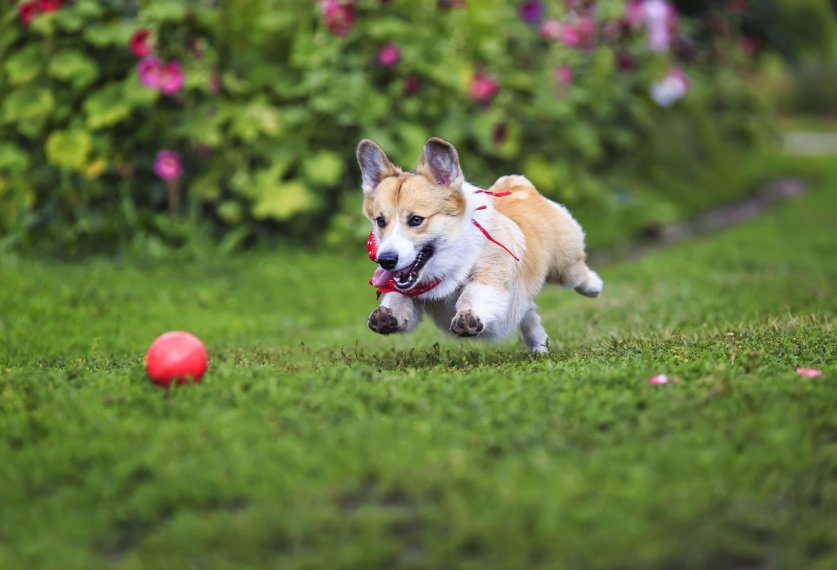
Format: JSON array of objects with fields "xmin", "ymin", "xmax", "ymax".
[{"xmin": 417, "ymin": 138, "xmax": 464, "ymax": 189}]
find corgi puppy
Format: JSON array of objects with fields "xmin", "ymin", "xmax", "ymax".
[{"xmin": 357, "ymin": 137, "xmax": 602, "ymax": 353}]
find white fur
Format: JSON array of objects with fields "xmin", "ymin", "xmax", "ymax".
[
  {"xmin": 363, "ymin": 151, "xmax": 601, "ymax": 354},
  {"xmin": 412, "ymin": 182, "xmax": 495, "ymax": 301},
  {"xmin": 520, "ymin": 307, "xmax": 549, "ymax": 354}
]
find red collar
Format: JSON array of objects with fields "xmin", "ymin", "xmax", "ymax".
[
  {"xmin": 366, "ymin": 188, "xmax": 517, "ymax": 298},
  {"xmin": 366, "ymin": 232, "xmax": 443, "ymax": 298}
]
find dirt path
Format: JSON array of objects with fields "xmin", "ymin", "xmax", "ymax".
[{"xmin": 589, "ymin": 177, "xmax": 808, "ymax": 266}]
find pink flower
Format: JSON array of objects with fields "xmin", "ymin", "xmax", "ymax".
[
  {"xmin": 130, "ymin": 29, "xmax": 153, "ymax": 58},
  {"xmin": 137, "ymin": 56, "xmax": 163, "ymax": 88},
  {"xmin": 576, "ymin": 16, "xmax": 597, "ymax": 47},
  {"xmin": 560, "ymin": 23, "xmax": 581, "ymax": 47},
  {"xmin": 540, "ymin": 19, "xmax": 562, "ymax": 42},
  {"xmin": 158, "ymin": 60, "xmax": 184, "ymax": 95},
  {"xmin": 469, "ymin": 72, "xmax": 498, "ymax": 104},
  {"xmin": 647, "ymin": 374, "xmax": 670, "ymax": 385},
  {"xmin": 555, "ymin": 65, "xmax": 573, "ymax": 85},
  {"xmin": 796, "ymin": 368, "xmax": 824, "ymax": 378},
  {"xmin": 37, "ymin": 0, "xmax": 61, "ymax": 13},
  {"xmin": 376, "ymin": 43, "xmax": 401, "ymax": 67},
  {"xmin": 625, "ymin": 0, "xmax": 645, "ymax": 28},
  {"xmin": 320, "ymin": 0, "xmax": 355, "ymax": 36},
  {"xmin": 154, "ymin": 150, "xmax": 183, "ymax": 181},
  {"xmin": 18, "ymin": 1, "xmax": 39, "ymax": 24},
  {"xmin": 650, "ymin": 67, "xmax": 688, "ymax": 107},
  {"xmin": 560, "ymin": 17, "xmax": 596, "ymax": 49}
]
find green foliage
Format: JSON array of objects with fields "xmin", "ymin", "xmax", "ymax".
[
  {"xmin": 0, "ymin": 0, "xmax": 772, "ymax": 255},
  {"xmin": 0, "ymin": 159, "xmax": 835, "ymax": 569}
]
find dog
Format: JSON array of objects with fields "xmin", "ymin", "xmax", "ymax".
[{"xmin": 357, "ymin": 137, "xmax": 602, "ymax": 353}]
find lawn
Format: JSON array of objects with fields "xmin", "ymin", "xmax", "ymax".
[{"xmin": 0, "ymin": 159, "xmax": 835, "ymax": 570}]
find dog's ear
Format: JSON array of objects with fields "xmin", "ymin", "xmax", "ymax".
[
  {"xmin": 417, "ymin": 138, "xmax": 464, "ymax": 189},
  {"xmin": 357, "ymin": 139, "xmax": 399, "ymax": 192}
]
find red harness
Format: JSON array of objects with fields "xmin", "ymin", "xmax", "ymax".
[{"xmin": 367, "ymin": 189, "xmax": 518, "ymax": 298}]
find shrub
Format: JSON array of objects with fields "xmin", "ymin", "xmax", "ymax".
[{"xmin": 0, "ymin": 0, "xmax": 771, "ymax": 256}]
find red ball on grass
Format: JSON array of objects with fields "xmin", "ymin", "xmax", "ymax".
[{"xmin": 145, "ymin": 331, "xmax": 207, "ymax": 387}]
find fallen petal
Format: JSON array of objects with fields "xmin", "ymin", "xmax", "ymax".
[
  {"xmin": 647, "ymin": 374, "xmax": 669, "ymax": 385},
  {"xmin": 796, "ymin": 367, "xmax": 824, "ymax": 378}
]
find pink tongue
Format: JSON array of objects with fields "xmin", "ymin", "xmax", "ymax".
[{"xmin": 371, "ymin": 267, "xmax": 393, "ymax": 287}]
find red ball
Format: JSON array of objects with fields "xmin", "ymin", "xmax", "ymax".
[{"xmin": 145, "ymin": 331, "xmax": 208, "ymax": 387}]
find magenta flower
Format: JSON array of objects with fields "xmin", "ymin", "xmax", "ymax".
[
  {"xmin": 540, "ymin": 19, "xmax": 562, "ymax": 42},
  {"xmin": 469, "ymin": 72, "xmax": 499, "ymax": 104},
  {"xmin": 555, "ymin": 66, "xmax": 573, "ymax": 85},
  {"xmin": 130, "ymin": 29, "xmax": 152, "ymax": 58},
  {"xmin": 158, "ymin": 60, "xmax": 184, "ymax": 95},
  {"xmin": 137, "ymin": 56, "xmax": 162, "ymax": 88},
  {"xmin": 154, "ymin": 150, "xmax": 183, "ymax": 181},
  {"xmin": 576, "ymin": 16, "xmax": 597, "ymax": 47},
  {"xmin": 18, "ymin": 1, "xmax": 39, "ymax": 25},
  {"xmin": 647, "ymin": 374, "xmax": 670, "ymax": 385},
  {"xmin": 376, "ymin": 43, "xmax": 401, "ymax": 67},
  {"xmin": 320, "ymin": 0, "xmax": 356, "ymax": 36},
  {"xmin": 650, "ymin": 67, "xmax": 688, "ymax": 107},
  {"xmin": 625, "ymin": 0, "xmax": 645, "ymax": 28},
  {"xmin": 796, "ymin": 368, "xmax": 824, "ymax": 378},
  {"xmin": 617, "ymin": 50, "xmax": 637, "ymax": 72},
  {"xmin": 404, "ymin": 74, "xmax": 421, "ymax": 96},
  {"xmin": 560, "ymin": 25, "xmax": 581, "ymax": 47},
  {"xmin": 560, "ymin": 17, "xmax": 596, "ymax": 49},
  {"xmin": 518, "ymin": 0, "xmax": 544, "ymax": 25}
]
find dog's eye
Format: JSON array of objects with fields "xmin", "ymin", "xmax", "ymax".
[
  {"xmin": 408, "ymin": 215, "xmax": 425, "ymax": 227},
  {"xmin": 375, "ymin": 216, "xmax": 386, "ymax": 228}
]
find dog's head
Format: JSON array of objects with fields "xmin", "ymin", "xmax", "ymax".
[{"xmin": 357, "ymin": 137, "xmax": 468, "ymax": 292}]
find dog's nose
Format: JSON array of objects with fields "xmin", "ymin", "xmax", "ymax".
[{"xmin": 377, "ymin": 251, "xmax": 398, "ymax": 270}]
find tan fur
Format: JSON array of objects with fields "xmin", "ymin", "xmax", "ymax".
[
  {"xmin": 357, "ymin": 138, "xmax": 602, "ymax": 353},
  {"xmin": 489, "ymin": 175, "xmax": 592, "ymax": 291},
  {"xmin": 363, "ymin": 174, "xmax": 466, "ymax": 241}
]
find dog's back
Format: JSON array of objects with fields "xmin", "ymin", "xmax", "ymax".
[{"xmin": 490, "ymin": 175, "xmax": 602, "ymax": 298}]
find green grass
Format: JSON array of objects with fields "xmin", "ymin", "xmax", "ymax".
[{"xmin": 1, "ymin": 160, "xmax": 835, "ymax": 570}]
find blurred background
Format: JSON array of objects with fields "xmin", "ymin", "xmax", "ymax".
[{"xmin": 0, "ymin": 0, "xmax": 835, "ymax": 258}]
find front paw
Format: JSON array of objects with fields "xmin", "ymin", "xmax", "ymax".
[
  {"xmin": 450, "ymin": 309, "xmax": 484, "ymax": 337},
  {"xmin": 368, "ymin": 306, "xmax": 403, "ymax": 335}
]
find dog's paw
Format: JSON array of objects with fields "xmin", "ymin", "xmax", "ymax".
[
  {"xmin": 368, "ymin": 306, "xmax": 402, "ymax": 335},
  {"xmin": 450, "ymin": 309, "xmax": 484, "ymax": 337}
]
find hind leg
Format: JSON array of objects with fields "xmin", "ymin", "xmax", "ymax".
[
  {"xmin": 520, "ymin": 307, "xmax": 549, "ymax": 354},
  {"xmin": 557, "ymin": 261, "xmax": 603, "ymax": 298}
]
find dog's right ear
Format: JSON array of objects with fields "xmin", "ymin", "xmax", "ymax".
[{"xmin": 357, "ymin": 139, "xmax": 399, "ymax": 192}]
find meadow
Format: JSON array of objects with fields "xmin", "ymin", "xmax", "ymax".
[{"xmin": 0, "ymin": 158, "xmax": 834, "ymax": 570}]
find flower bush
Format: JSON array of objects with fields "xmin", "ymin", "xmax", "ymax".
[{"xmin": 0, "ymin": 0, "xmax": 774, "ymax": 255}]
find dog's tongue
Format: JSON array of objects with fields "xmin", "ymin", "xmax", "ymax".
[{"xmin": 371, "ymin": 267, "xmax": 393, "ymax": 288}]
